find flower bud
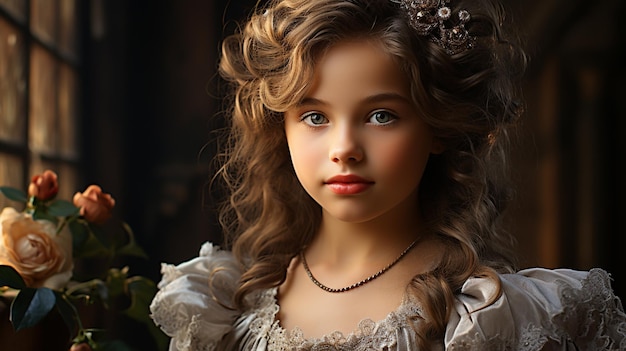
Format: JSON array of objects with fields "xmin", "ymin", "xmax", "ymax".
[
  {"xmin": 27, "ymin": 170, "xmax": 59, "ymax": 201},
  {"xmin": 70, "ymin": 343, "xmax": 92, "ymax": 351},
  {"xmin": 72, "ymin": 185, "xmax": 116, "ymax": 225}
]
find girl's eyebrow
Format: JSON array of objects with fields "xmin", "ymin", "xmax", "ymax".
[
  {"xmin": 297, "ymin": 92, "xmax": 411, "ymax": 107},
  {"xmin": 362, "ymin": 92, "xmax": 411, "ymax": 104},
  {"xmin": 298, "ymin": 97, "xmax": 328, "ymax": 107}
]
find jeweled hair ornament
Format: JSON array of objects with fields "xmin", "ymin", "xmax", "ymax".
[{"xmin": 391, "ymin": 0, "xmax": 475, "ymax": 55}]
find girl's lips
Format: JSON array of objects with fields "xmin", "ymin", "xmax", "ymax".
[
  {"xmin": 325, "ymin": 175, "xmax": 374, "ymax": 195},
  {"xmin": 326, "ymin": 182, "xmax": 373, "ymax": 195}
]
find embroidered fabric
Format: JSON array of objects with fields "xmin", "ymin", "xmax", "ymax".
[
  {"xmin": 445, "ymin": 268, "xmax": 626, "ymax": 351},
  {"xmin": 554, "ymin": 268, "xmax": 626, "ymax": 350},
  {"xmin": 239, "ymin": 269, "xmax": 626, "ymax": 351},
  {"xmin": 243, "ymin": 288, "xmax": 423, "ymax": 351},
  {"xmin": 150, "ymin": 242, "xmax": 626, "ymax": 351},
  {"xmin": 150, "ymin": 242, "xmax": 244, "ymax": 351}
]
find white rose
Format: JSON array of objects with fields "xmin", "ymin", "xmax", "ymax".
[{"xmin": 0, "ymin": 207, "xmax": 73, "ymax": 289}]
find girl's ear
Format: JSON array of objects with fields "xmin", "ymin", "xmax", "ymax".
[{"xmin": 430, "ymin": 138, "xmax": 445, "ymax": 155}]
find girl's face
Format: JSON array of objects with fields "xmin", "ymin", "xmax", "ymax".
[{"xmin": 284, "ymin": 40, "xmax": 439, "ymax": 224}]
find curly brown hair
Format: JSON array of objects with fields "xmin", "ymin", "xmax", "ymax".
[{"xmin": 216, "ymin": 0, "xmax": 526, "ymax": 347}]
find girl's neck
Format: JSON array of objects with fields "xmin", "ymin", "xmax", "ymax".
[{"xmin": 307, "ymin": 204, "xmax": 424, "ymax": 267}]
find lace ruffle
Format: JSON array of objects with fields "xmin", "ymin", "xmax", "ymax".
[
  {"xmin": 243, "ymin": 269, "xmax": 626, "ymax": 351},
  {"xmin": 243, "ymin": 288, "xmax": 422, "ymax": 351},
  {"xmin": 151, "ymin": 242, "xmax": 626, "ymax": 351},
  {"xmin": 555, "ymin": 268, "xmax": 626, "ymax": 350},
  {"xmin": 447, "ymin": 268, "xmax": 626, "ymax": 351},
  {"xmin": 150, "ymin": 242, "xmax": 243, "ymax": 351}
]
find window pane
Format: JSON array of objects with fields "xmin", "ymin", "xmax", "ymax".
[
  {"xmin": 58, "ymin": 63, "xmax": 79, "ymax": 158},
  {"xmin": 0, "ymin": 18, "xmax": 26, "ymax": 144},
  {"xmin": 29, "ymin": 44, "xmax": 57, "ymax": 153},
  {"xmin": 59, "ymin": 0, "xmax": 78, "ymax": 58},
  {"xmin": 30, "ymin": 0, "xmax": 58, "ymax": 46},
  {"xmin": 0, "ymin": 153, "xmax": 24, "ymax": 209},
  {"xmin": 28, "ymin": 157, "xmax": 46, "ymax": 177},
  {"xmin": 0, "ymin": 0, "xmax": 27, "ymax": 21}
]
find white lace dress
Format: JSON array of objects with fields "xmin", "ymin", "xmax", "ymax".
[{"xmin": 150, "ymin": 242, "xmax": 626, "ymax": 350}]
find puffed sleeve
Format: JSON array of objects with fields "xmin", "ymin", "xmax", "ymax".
[
  {"xmin": 445, "ymin": 268, "xmax": 626, "ymax": 350},
  {"xmin": 150, "ymin": 242, "xmax": 244, "ymax": 351}
]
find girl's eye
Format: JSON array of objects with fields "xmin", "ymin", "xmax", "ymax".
[
  {"xmin": 368, "ymin": 111, "xmax": 396, "ymax": 125},
  {"xmin": 301, "ymin": 112, "xmax": 328, "ymax": 126}
]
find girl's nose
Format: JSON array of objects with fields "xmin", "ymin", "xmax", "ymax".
[{"xmin": 329, "ymin": 125, "xmax": 364, "ymax": 163}]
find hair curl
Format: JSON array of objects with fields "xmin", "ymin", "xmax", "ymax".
[{"xmin": 217, "ymin": 0, "xmax": 526, "ymax": 347}]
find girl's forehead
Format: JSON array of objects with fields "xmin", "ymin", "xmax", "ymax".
[
  {"xmin": 315, "ymin": 41, "xmax": 394, "ymax": 74},
  {"xmin": 312, "ymin": 38, "xmax": 411, "ymax": 79},
  {"xmin": 300, "ymin": 39, "xmax": 412, "ymax": 103},
  {"xmin": 314, "ymin": 40, "xmax": 407, "ymax": 79},
  {"xmin": 279, "ymin": 37, "xmax": 414, "ymax": 110}
]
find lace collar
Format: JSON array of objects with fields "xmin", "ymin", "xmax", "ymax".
[{"xmin": 246, "ymin": 288, "xmax": 422, "ymax": 351}]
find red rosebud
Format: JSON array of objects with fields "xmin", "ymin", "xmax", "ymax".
[
  {"xmin": 27, "ymin": 170, "xmax": 59, "ymax": 201},
  {"xmin": 69, "ymin": 343, "xmax": 92, "ymax": 351},
  {"xmin": 72, "ymin": 185, "xmax": 116, "ymax": 225}
]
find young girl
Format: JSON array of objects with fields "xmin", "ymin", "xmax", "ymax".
[{"xmin": 150, "ymin": 0, "xmax": 626, "ymax": 349}]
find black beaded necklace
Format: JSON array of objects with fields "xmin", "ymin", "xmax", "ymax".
[{"xmin": 300, "ymin": 238, "xmax": 420, "ymax": 293}]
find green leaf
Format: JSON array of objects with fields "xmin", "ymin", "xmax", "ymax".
[
  {"xmin": 0, "ymin": 265, "xmax": 26, "ymax": 289},
  {"xmin": 48, "ymin": 199, "xmax": 80, "ymax": 217},
  {"xmin": 116, "ymin": 222, "xmax": 148, "ymax": 259},
  {"xmin": 0, "ymin": 186, "xmax": 27, "ymax": 202},
  {"xmin": 10, "ymin": 287, "xmax": 57, "ymax": 331},
  {"xmin": 123, "ymin": 276, "xmax": 156, "ymax": 323},
  {"xmin": 54, "ymin": 291, "xmax": 79, "ymax": 337},
  {"xmin": 69, "ymin": 220, "xmax": 90, "ymax": 253},
  {"xmin": 116, "ymin": 243, "xmax": 148, "ymax": 259},
  {"xmin": 32, "ymin": 208, "xmax": 58, "ymax": 225},
  {"xmin": 146, "ymin": 317, "xmax": 170, "ymax": 351},
  {"xmin": 106, "ymin": 268, "xmax": 129, "ymax": 299},
  {"xmin": 64, "ymin": 279, "xmax": 108, "ymax": 306},
  {"xmin": 71, "ymin": 222, "xmax": 111, "ymax": 258},
  {"xmin": 122, "ymin": 275, "xmax": 169, "ymax": 351}
]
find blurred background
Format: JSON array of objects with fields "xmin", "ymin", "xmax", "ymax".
[{"xmin": 0, "ymin": 0, "xmax": 624, "ymax": 349}]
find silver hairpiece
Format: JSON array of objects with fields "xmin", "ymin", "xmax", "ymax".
[{"xmin": 391, "ymin": 0, "xmax": 475, "ymax": 55}]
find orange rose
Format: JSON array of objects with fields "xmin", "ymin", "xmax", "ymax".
[
  {"xmin": 0, "ymin": 207, "xmax": 73, "ymax": 289},
  {"xmin": 72, "ymin": 185, "xmax": 115, "ymax": 225},
  {"xmin": 27, "ymin": 170, "xmax": 59, "ymax": 201}
]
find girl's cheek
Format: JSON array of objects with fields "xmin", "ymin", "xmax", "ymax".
[
  {"xmin": 373, "ymin": 136, "xmax": 433, "ymax": 181},
  {"xmin": 288, "ymin": 135, "xmax": 321, "ymax": 172}
]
